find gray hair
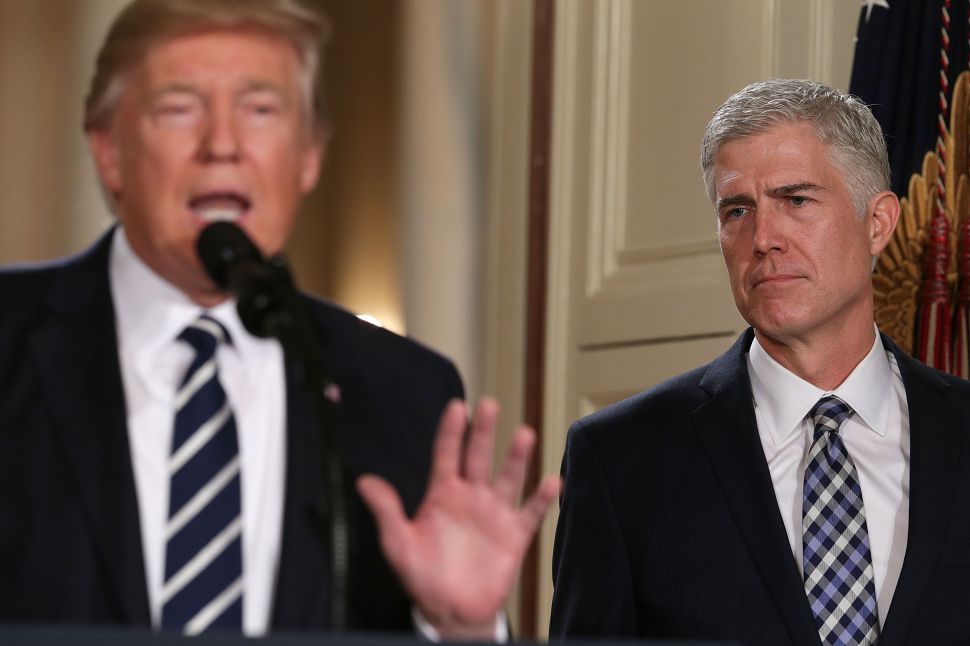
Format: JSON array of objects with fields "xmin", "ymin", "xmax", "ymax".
[
  {"xmin": 84, "ymin": 0, "xmax": 331, "ymax": 138},
  {"xmin": 700, "ymin": 79, "xmax": 890, "ymax": 217}
]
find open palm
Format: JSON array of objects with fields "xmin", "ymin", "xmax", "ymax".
[{"xmin": 357, "ymin": 398, "xmax": 560, "ymax": 638}]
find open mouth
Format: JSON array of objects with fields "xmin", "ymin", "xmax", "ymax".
[{"xmin": 189, "ymin": 192, "xmax": 251, "ymax": 223}]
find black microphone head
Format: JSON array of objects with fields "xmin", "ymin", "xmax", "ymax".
[{"xmin": 197, "ymin": 221, "xmax": 263, "ymax": 290}]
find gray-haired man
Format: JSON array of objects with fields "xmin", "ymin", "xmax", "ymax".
[{"xmin": 551, "ymin": 79, "xmax": 970, "ymax": 645}]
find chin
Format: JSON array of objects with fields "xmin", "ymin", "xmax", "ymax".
[{"xmin": 749, "ymin": 315, "xmax": 804, "ymax": 340}]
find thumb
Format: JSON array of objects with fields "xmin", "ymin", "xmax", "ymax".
[{"xmin": 356, "ymin": 474, "xmax": 412, "ymax": 569}]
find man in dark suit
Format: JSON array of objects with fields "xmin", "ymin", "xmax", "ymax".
[
  {"xmin": 0, "ymin": 0, "xmax": 559, "ymax": 638},
  {"xmin": 550, "ymin": 79, "xmax": 970, "ymax": 645}
]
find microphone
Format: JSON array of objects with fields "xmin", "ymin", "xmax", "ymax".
[
  {"xmin": 196, "ymin": 221, "xmax": 348, "ymax": 629},
  {"xmin": 197, "ymin": 221, "xmax": 296, "ymax": 339},
  {"xmin": 196, "ymin": 220, "xmax": 263, "ymax": 290}
]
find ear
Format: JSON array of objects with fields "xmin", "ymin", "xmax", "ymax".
[
  {"xmin": 87, "ymin": 128, "xmax": 124, "ymax": 194},
  {"xmin": 867, "ymin": 190, "xmax": 901, "ymax": 257},
  {"xmin": 299, "ymin": 140, "xmax": 324, "ymax": 194}
]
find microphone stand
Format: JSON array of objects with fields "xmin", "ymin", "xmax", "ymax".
[{"xmin": 232, "ymin": 255, "xmax": 350, "ymax": 632}]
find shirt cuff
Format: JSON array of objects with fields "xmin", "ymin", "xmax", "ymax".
[{"xmin": 411, "ymin": 606, "xmax": 509, "ymax": 642}]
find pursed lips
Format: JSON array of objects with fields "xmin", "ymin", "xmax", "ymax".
[{"xmin": 751, "ymin": 273, "xmax": 803, "ymax": 289}]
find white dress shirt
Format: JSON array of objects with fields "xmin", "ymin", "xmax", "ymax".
[
  {"xmin": 747, "ymin": 329, "xmax": 910, "ymax": 627},
  {"xmin": 109, "ymin": 227, "xmax": 287, "ymax": 636}
]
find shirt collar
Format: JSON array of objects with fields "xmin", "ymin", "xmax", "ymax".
[
  {"xmin": 748, "ymin": 326, "xmax": 892, "ymax": 446},
  {"xmin": 108, "ymin": 226, "xmax": 266, "ymax": 370}
]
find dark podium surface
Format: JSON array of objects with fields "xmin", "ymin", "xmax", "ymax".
[{"xmin": 0, "ymin": 625, "xmax": 738, "ymax": 646}]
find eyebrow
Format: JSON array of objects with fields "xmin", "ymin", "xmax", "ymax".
[
  {"xmin": 148, "ymin": 81, "xmax": 288, "ymax": 102},
  {"xmin": 715, "ymin": 194, "xmax": 755, "ymax": 211},
  {"xmin": 716, "ymin": 182, "xmax": 825, "ymax": 211},
  {"xmin": 238, "ymin": 80, "xmax": 288, "ymax": 98},
  {"xmin": 765, "ymin": 182, "xmax": 825, "ymax": 198},
  {"xmin": 149, "ymin": 83, "xmax": 200, "ymax": 100}
]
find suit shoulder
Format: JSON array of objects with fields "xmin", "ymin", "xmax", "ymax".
[
  {"xmin": 569, "ymin": 331, "xmax": 753, "ymax": 450},
  {"xmin": 0, "ymin": 258, "xmax": 83, "ymax": 353},
  {"xmin": 0, "ymin": 255, "xmax": 99, "ymax": 396},
  {"xmin": 937, "ymin": 368, "xmax": 970, "ymax": 396},
  {"xmin": 0, "ymin": 235, "xmax": 111, "ymax": 318},
  {"xmin": 891, "ymin": 342, "xmax": 970, "ymax": 401},
  {"xmin": 568, "ymin": 362, "xmax": 710, "ymax": 449},
  {"xmin": 0, "ymin": 259, "xmax": 65, "ymax": 310},
  {"xmin": 301, "ymin": 294, "xmax": 463, "ymax": 395}
]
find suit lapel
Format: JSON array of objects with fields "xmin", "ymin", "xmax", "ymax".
[
  {"xmin": 878, "ymin": 342, "xmax": 960, "ymax": 646},
  {"xmin": 27, "ymin": 231, "xmax": 151, "ymax": 625},
  {"xmin": 693, "ymin": 330, "xmax": 821, "ymax": 646}
]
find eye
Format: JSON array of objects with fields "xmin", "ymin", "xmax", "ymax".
[
  {"xmin": 246, "ymin": 102, "xmax": 280, "ymax": 116},
  {"xmin": 723, "ymin": 206, "xmax": 748, "ymax": 219},
  {"xmin": 152, "ymin": 95, "xmax": 202, "ymax": 126},
  {"xmin": 240, "ymin": 92, "xmax": 284, "ymax": 121},
  {"xmin": 789, "ymin": 195, "xmax": 809, "ymax": 206}
]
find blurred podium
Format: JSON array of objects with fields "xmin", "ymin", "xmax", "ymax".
[{"xmin": 0, "ymin": 625, "xmax": 738, "ymax": 646}]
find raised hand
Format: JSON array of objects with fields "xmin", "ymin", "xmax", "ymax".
[{"xmin": 356, "ymin": 397, "xmax": 561, "ymax": 639}]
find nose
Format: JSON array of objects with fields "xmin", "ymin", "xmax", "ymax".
[
  {"xmin": 751, "ymin": 210, "xmax": 785, "ymax": 256},
  {"xmin": 199, "ymin": 103, "xmax": 240, "ymax": 163}
]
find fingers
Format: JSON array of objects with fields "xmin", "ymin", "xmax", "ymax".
[
  {"xmin": 463, "ymin": 397, "xmax": 499, "ymax": 483},
  {"xmin": 430, "ymin": 397, "xmax": 559, "ymax": 545},
  {"xmin": 493, "ymin": 425, "xmax": 536, "ymax": 504},
  {"xmin": 356, "ymin": 474, "xmax": 411, "ymax": 568},
  {"xmin": 517, "ymin": 474, "xmax": 562, "ymax": 535},
  {"xmin": 430, "ymin": 398, "xmax": 468, "ymax": 484},
  {"xmin": 493, "ymin": 425, "xmax": 560, "ymax": 537}
]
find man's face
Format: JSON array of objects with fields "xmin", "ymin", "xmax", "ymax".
[
  {"xmin": 88, "ymin": 29, "xmax": 322, "ymax": 305},
  {"xmin": 713, "ymin": 121, "xmax": 892, "ymax": 348}
]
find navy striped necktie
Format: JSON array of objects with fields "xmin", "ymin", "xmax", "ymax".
[
  {"xmin": 802, "ymin": 395, "xmax": 879, "ymax": 646},
  {"xmin": 161, "ymin": 314, "xmax": 243, "ymax": 634}
]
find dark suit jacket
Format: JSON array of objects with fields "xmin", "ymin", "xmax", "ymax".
[
  {"xmin": 550, "ymin": 329, "xmax": 970, "ymax": 645},
  {"xmin": 0, "ymin": 231, "xmax": 463, "ymax": 632}
]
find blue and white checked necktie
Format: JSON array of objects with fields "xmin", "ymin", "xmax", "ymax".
[
  {"xmin": 802, "ymin": 395, "xmax": 879, "ymax": 646},
  {"xmin": 161, "ymin": 315, "xmax": 243, "ymax": 634}
]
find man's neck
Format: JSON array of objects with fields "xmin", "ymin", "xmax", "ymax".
[{"xmin": 754, "ymin": 323, "xmax": 877, "ymax": 391}]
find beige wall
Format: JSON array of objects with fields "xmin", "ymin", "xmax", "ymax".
[
  {"xmin": 0, "ymin": 0, "xmax": 125, "ymax": 263},
  {"xmin": 400, "ymin": 0, "xmax": 488, "ymax": 401},
  {"xmin": 480, "ymin": 0, "xmax": 535, "ymax": 630},
  {"xmin": 289, "ymin": 0, "xmax": 404, "ymax": 331}
]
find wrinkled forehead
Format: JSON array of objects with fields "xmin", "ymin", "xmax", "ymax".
[
  {"xmin": 89, "ymin": 24, "xmax": 317, "ymax": 134},
  {"xmin": 711, "ymin": 123, "xmax": 845, "ymax": 192}
]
